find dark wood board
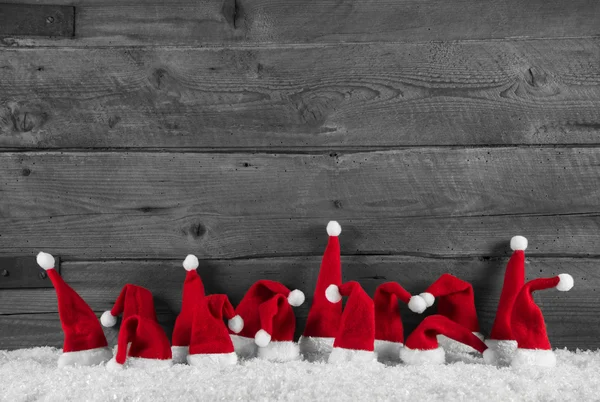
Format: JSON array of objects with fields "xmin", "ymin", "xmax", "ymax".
[
  {"xmin": 0, "ymin": 0, "xmax": 599, "ymax": 46},
  {"xmin": 0, "ymin": 256, "xmax": 596, "ymax": 349},
  {"xmin": 0, "ymin": 256, "xmax": 59, "ymax": 288},
  {"xmin": 1, "ymin": 39, "xmax": 600, "ymax": 149},
  {"xmin": 2, "ymin": 149, "xmax": 600, "ymax": 259},
  {"xmin": 0, "ymin": 4, "xmax": 74, "ymax": 38}
]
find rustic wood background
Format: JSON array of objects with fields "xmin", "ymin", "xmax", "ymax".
[{"xmin": 1, "ymin": 0, "xmax": 599, "ymax": 350}]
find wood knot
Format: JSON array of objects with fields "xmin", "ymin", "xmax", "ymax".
[
  {"xmin": 524, "ymin": 66, "xmax": 547, "ymax": 87},
  {"xmin": 333, "ymin": 200, "xmax": 343, "ymax": 209},
  {"xmin": 189, "ymin": 222, "xmax": 206, "ymax": 239},
  {"xmin": 1, "ymin": 101, "xmax": 49, "ymax": 134},
  {"xmin": 21, "ymin": 168, "xmax": 31, "ymax": 176}
]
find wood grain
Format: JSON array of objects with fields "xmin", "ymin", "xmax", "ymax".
[
  {"xmin": 1, "ymin": 39, "xmax": 599, "ymax": 149},
  {"xmin": 1, "ymin": 148, "xmax": 600, "ymax": 259},
  {"xmin": 0, "ymin": 0, "xmax": 599, "ymax": 46},
  {"xmin": 0, "ymin": 256, "xmax": 58, "ymax": 288},
  {"xmin": 0, "ymin": 256, "xmax": 596, "ymax": 349},
  {"xmin": 0, "ymin": 4, "xmax": 74, "ymax": 37}
]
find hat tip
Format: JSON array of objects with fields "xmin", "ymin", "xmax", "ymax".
[
  {"xmin": 408, "ymin": 295, "xmax": 427, "ymax": 314},
  {"xmin": 510, "ymin": 236, "xmax": 528, "ymax": 251},
  {"xmin": 254, "ymin": 329, "xmax": 271, "ymax": 347},
  {"xmin": 182, "ymin": 254, "xmax": 199, "ymax": 271},
  {"xmin": 100, "ymin": 311, "xmax": 117, "ymax": 327},
  {"xmin": 556, "ymin": 273, "xmax": 574, "ymax": 291},
  {"xmin": 36, "ymin": 251, "xmax": 55, "ymax": 270},
  {"xmin": 287, "ymin": 289, "xmax": 305, "ymax": 307},
  {"xmin": 228, "ymin": 315, "xmax": 244, "ymax": 334},
  {"xmin": 326, "ymin": 221, "xmax": 341, "ymax": 236},
  {"xmin": 325, "ymin": 284, "xmax": 342, "ymax": 303},
  {"xmin": 419, "ymin": 292, "xmax": 435, "ymax": 308}
]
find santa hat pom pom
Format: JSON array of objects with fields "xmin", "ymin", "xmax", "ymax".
[
  {"xmin": 182, "ymin": 254, "xmax": 199, "ymax": 271},
  {"xmin": 100, "ymin": 311, "xmax": 117, "ymax": 327},
  {"xmin": 325, "ymin": 284, "xmax": 342, "ymax": 303},
  {"xmin": 556, "ymin": 273, "xmax": 574, "ymax": 292},
  {"xmin": 254, "ymin": 329, "xmax": 271, "ymax": 347},
  {"xmin": 419, "ymin": 292, "xmax": 435, "ymax": 308},
  {"xmin": 106, "ymin": 358, "xmax": 124, "ymax": 372},
  {"xmin": 326, "ymin": 221, "xmax": 342, "ymax": 237},
  {"xmin": 287, "ymin": 289, "xmax": 305, "ymax": 307},
  {"xmin": 36, "ymin": 252, "xmax": 55, "ymax": 270},
  {"xmin": 228, "ymin": 315, "xmax": 244, "ymax": 334},
  {"xmin": 408, "ymin": 295, "xmax": 427, "ymax": 314},
  {"xmin": 510, "ymin": 236, "xmax": 528, "ymax": 251},
  {"xmin": 483, "ymin": 348, "xmax": 497, "ymax": 365}
]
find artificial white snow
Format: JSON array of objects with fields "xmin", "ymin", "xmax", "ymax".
[{"xmin": 2, "ymin": 347, "xmax": 600, "ymax": 401}]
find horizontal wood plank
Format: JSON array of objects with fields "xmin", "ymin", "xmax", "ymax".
[
  {"xmin": 0, "ymin": 256, "xmax": 596, "ymax": 349},
  {"xmin": 1, "ymin": 149, "xmax": 600, "ymax": 259},
  {"xmin": 0, "ymin": 0, "xmax": 599, "ymax": 46},
  {"xmin": 0, "ymin": 4, "xmax": 74, "ymax": 37},
  {"xmin": 1, "ymin": 39, "xmax": 599, "ymax": 148},
  {"xmin": 0, "ymin": 256, "xmax": 58, "ymax": 288}
]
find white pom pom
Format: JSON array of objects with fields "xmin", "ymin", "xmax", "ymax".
[
  {"xmin": 510, "ymin": 236, "xmax": 528, "ymax": 251},
  {"xmin": 183, "ymin": 254, "xmax": 199, "ymax": 271},
  {"xmin": 228, "ymin": 315, "xmax": 244, "ymax": 334},
  {"xmin": 483, "ymin": 348, "xmax": 497, "ymax": 365},
  {"xmin": 556, "ymin": 273, "xmax": 574, "ymax": 292},
  {"xmin": 287, "ymin": 289, "xmax": 305, "ymax": 307},
  {"xmin": 36, "ymin": 252, "xmax": 55, "ymax": 270},
  {"xmin": 325, "ymin": 284, "xmax": 342, "ymax": 303},
  {"xmin": 326, "ymin": 221, "xmax": 341, "ymax": 237},
  {"xmin": 419, "ymin": 292, "xmax": 435, "ymax": 308},
  {"xmin": 101, "ymin": 311, "xmax": 117, "ymax": 327},
  {"xmin": 408, "ymin": 295, "xmax": 427, "ymax": 314},
  {"xmin": 106, "ymin": 358, "xmax": 124, "ymax": 372},
  {"xmin": 254, "ymin": 329, "xmax": 271, "ymax": 347}
]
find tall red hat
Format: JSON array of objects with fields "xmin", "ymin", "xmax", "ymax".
[
  {"xmin": 300, "ymin": 221, "xmax": 343, "ymax": 361},
  {"xmin": 325, "ymin": 281, "xmax": 376, "ymax": 363},
  {"xmin": 230, "ymin": 280, "xmax": 304, "ymax": 360},
  {"xmin": 510, "ymin": 274, "xmax": 573, "ymax": 368},
  {"xmin": 486, "ymin": 236, "xmax": 527, "ymax": 362},
  {"xmin": 400, "ymin": 315, "xmax": 495, "ymax": 365},
  {"xmin": 171, "ymin": 254, "xmax": 206, "ymax": 363},
  {"xmin": 373, "ymin": 282, "xmax": 426, "ymax": 362},
  {"xmin": 187, "ymin": 294, "xmax": 243, "ymax": 367},
  {"xmin": 37, "ymin": 252, "xmax": 112, "ymax": 368},
  {"xmin": 254, "ymin": 293, "xmax": 299, "ymax": 361},
  {"xmin": 419, "ymin": 274, "xmax": 483, "ymax": 353},
  {"xmin": 100, "ymin": 284, "xmax": 158, "ymax": 328}
]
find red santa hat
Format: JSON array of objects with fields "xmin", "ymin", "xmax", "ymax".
[
  {"xmin": 373, "ymin": 282, "xmax": 427, "ymax": 362},
  {"xmin": 100, "ymin": 284, "xmax": 158, "ymax": 328},
  {"xmin": 400, "ymin": 315, "xmax": 495, "ymax": 365},
  {"xmin": 36, "ymin": 252, "xmax": 112, "ymax": 368},
  {"xmin": 106, "ymin": 315, "xmax": 172, "ymax": 370},
  {"xmin": 326, "ymin": 281, "xmax": 376, "ymax": 363},
  {"xmin": 486, "ymin": 236, "xmax": 527, "ymax": 363},
  {"xmin": 510, "ymin": 274, "xmax": 573, "ymax": 368},
  {"xmin": 171, "ymin": 254, "xmax": 206, "ymax": 363},
  {"xmin": 254, "ymin": 293, "xmax": 300, "ymax": 361},
  {"xmin": 419, "ymin": 274, "xmax": 483, "ymax": 353},
  {"xmin": 187, "ymin": 294, "xmax": 243, "ymax": 367},
  {"xmin": 230, "ymin": 280, "xmax": 304, "ymax": 360},
  {"xmin": 300, "ymin": 221, "xmax": 343, "ymax": 361}
]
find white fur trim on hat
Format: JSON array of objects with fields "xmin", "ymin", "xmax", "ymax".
[
  {"xmin": 510, "ymin": 236, "xmax": 528, "ymax": 251},
  {"xmin": 484, "ymin": 339, "xmax": 518, "ymax": 366},
  {"xmin": 328, "ymin": 347, "xmax": 376, "ymax": 364},
  {"xmin": 183, "ymin": 254, "xmax": 199, "ymax": 271},
  {"xmin": 254, "ymin": 329, "xmax": 272, "ymax": 347},
  {"xmin": 437, "ymin": 332, "xmax": 484, "ymax": 354},
  {"xmin": 374, "ymin": 340, "xmax": 403, "ymax": 363},
  {"xmin": 171, "ymin": 346, "xmax": 189, "ymax": 364},
  {"xmin": 257, "ymin": 340, "xmax": 300, "ymax": 362},
  {"xmin": 298, "ymin": 336, "xmax": 335, "ymax": 362},
  {"xmin": 287, "ymin": 289, "xmax": 305, "ymax": 307},
  {"xmin": 57, "ymin": 347, "xmax": 112, "ymax": 368},
  {"xmin": 400, "ymin": 346, "xmax": 445, "ymax": 365},
  {"xmin": 325, "ymin": 284, "xmax": 342, "ymax": 303},
  {"xmin": 187, "ymin": 351, "xmax": 238, "ymax": 367},
  {"xmin": 109, "ymin": 357, "xmax": 173, "ymax": 370},
  {"xmin": 227, "ymin": 315, "xmax": 244, "ymax": 334},
  {"xmin": 100, "ymin": 311, "xmax": 117, "ymax": 327},
  {"xmin": 511, "ymin": 348, "xmax": 556, "ymax": 368},
  {"xmin": 419, "ymin": 292, "xmax": 435, "ymax": 308},
  {"xmin": 326, "ymin": 221, "xmax": 342, "ymax": 236},
  {"xmin": 36, "ymin": 252, "xmax": 55, "ymax": 271},
  {"xmin": 230, "ymin": 334, "xmax": 257, "ymax": 359},
  {"xmin": 408, "ymin": 295, "xmax": 427, "ymax": 314},
  {"xmin": 557, "ymin": 274, "xmax": 574, "ymax": 291}
]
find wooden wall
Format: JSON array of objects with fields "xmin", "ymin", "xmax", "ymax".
[{"xmin": 1, "ymin": 0, "xmax": 599, "ymax": 350}]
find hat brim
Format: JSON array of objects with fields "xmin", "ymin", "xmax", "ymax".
[
  {"xmin": 437, "ymin": 332, "xmax": 484, "ymax": 354},
  {"xmin": 374, "ymin": 340, "xmax": 403, "ymax": 363},
  {"xmin": 171, "ymin": 346, "xmax": 189, "ymax": 364},
  {"xmin": 484, "ymin": 339, "xmax": 518, "ymax": 365},
  {"xmin": 328, "ymin": 347, "xmax": 376, "ymax": 363},
  {"xmin": 187, "ymin": 352, "xmax": 237, "ymax": 367},
  {"xmin": 257, "ymin": 340, "xmax": 300, "ymax": 362},
  {"xmin": 400, "ymin": 346, "xmax": 445, "ymax": 365},
  {"xmin": 511, "ymin": 348, "xmax": 556, "ymax": 368},
  {"xmin": 230, "ymin": 334, "xmax": 258, "ymax": 359},
  {"xmin": 298, "ymin": 336, "xmax": 335, "ymax": 362},
  {"xmin": 114, "ymin": 357, "xmax": 173, "ymax": 370},
  {"xmin": 58, "ymin": 346, "xmax": 113, "ymax": 368}
]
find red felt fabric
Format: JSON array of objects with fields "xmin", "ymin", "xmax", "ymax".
[
  {"xmin": 189, "ymin": 294, "xmax": 236, "ymax": 355},
  {"xmin": 332, "ymin": 281, "xmax": 375, "ymax": 352},
  {"xmin": 259, "ymin": 294, "xmax": 295, "ymax": 342},
  {"xmin": 424, "ymin": 274, "xmax": 480, "ymax": 332},
  {"xmin": 405, "ymin": 315, "xmax": 487, "ymax": 353},
  {"xmin": 109, "ymin": 284, "xmax": 158, "ymax": 323},
  {"xmin": 374, "ymin": 282, "xmax": 412, "ymax": 344},
  {"xmin": 115, "ymin": 315, "xmax": 172, "ymax": 364},
  {"xmin": 172, "ymin": 270, "xmax": 206, "ymax": 347},
  {"xmin": 47, "ymin": 269, "xmax": 108, "ymax": 353},
  {"xmin": 489, "ymin": 250, "xmax": 525, "ymax": 341}
]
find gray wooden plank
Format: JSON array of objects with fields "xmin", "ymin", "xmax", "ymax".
[
  {"xmin": 1, "ymin": 39, "xmax": 599, "ymax": 148},
  {"xmin": 1, "ymin": 149, "xmax": 600, "ymax": 259},
  {"xmin": 0, "ymin": 4, "xmax": 74, "ymax": 37},
  {"xmin": 0, "ymin": 256, "xmax": 59, "ymax": 288}
]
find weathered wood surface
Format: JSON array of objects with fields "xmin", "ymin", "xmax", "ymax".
[
  {"xmin": 2, "ymin": 149, "xmax": 600, "ymax": 259},
  {"xmin": 0, "ymin": 4, "xmax": 74, "ymax": 37},
  {"xmin": 1, "ymin": 39, "xmax": 600, "ymax": 149},
  {"xmin": 1, "ymin": 0, "xmax": 599, "ymax": 46},
  {"xmin": 0, "ymin": 257, "xmax": 595, "ymax": 349},
  {"xmin": 0, "ymin": 256, "xmax": 58, "ymax": 288}
]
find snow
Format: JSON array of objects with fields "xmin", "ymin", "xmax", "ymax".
[{"xmin": 1, "ymin": 347, "xmax": 600, "ymax": 401}]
